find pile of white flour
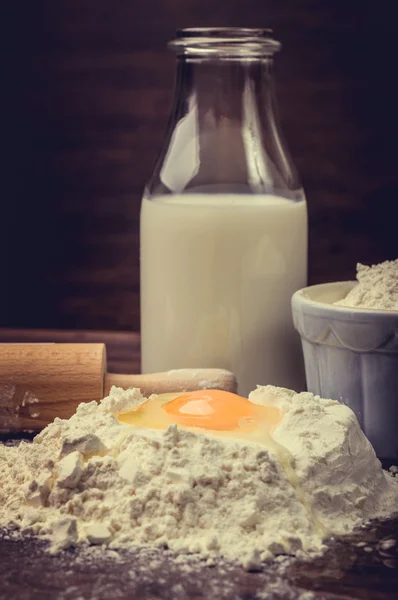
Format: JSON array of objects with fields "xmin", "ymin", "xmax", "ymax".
[
  {"xmin": 1, "ymin": 385, "xmax": 397, "ymax": 569},
  {"xmin": 335, "ymin": 259, "xmax": 398, "ymax": 310}
]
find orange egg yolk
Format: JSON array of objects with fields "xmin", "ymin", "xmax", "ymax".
[{"xmin": 164, "ymin": 390, "xmax": 255, "ymax": 430}]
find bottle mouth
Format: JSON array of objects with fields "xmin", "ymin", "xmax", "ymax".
[{"xmin": 169, "ymin": 28, "xmax": 281, "ymax": 57}]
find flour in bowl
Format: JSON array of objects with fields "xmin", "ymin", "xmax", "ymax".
[
  {"xmin": 335, "ymin": 259, "xmax": 398, "ymax": 311},
  {"xmin": 0, "ymin": 385, "xmax": 397, "ymax": 569}
]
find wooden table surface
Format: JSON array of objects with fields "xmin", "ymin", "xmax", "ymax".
[{"xmin": 0, "ymin": 328, "xmax": 397, "ymax": 600}]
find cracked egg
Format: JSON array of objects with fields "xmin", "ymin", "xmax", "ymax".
[{"xmin": 116, "ymin": 390, "xmax": 283, "ymax": 443}]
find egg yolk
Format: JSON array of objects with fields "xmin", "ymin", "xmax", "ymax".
[
  {"xmin": 117, "ymin": 389, "xmax": 282, "ymax": 433},
  {"xmin": 164, "ymin": 390, "xmax": 256, "ymax": 430}
]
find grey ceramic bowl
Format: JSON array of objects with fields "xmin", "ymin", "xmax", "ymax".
[{"xmin": 292, "ymin": 282, "xmax": 398, "ymax": 458}]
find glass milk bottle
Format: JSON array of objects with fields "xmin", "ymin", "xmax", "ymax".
[{"xmin": 140, "ymin": 28, "xmax": 308, "ymax": 396}]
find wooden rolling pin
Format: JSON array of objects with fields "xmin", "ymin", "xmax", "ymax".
[{"xmin": 0, "ymin": 343, "xmax": 237, "ymax": 433}]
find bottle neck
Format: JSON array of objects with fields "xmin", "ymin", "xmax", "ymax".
[
  {"xmin": 175, "ymin": 56, "xmax": 275, "ymax": 124},
  {"xmin": 147, "ymin": 53, "xmax": 300, "ymax": 197}
]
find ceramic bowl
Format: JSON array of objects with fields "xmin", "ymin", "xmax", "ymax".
[{"xmin": 291, "ymin": 281, "xmax": 398, "ymax": 458}]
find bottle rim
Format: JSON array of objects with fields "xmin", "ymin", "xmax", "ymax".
[{"xmin": 169, "ymin": 27, "xmax": 281, "ymax": 57}]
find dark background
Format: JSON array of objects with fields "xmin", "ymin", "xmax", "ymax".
[{"xmin": 2, "ymin": 0, "xmax": 397, "ymax": 332}]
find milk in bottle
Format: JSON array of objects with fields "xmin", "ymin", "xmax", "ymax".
[{"xmin": 140, "ymin": 28, "xmax": 308, "ymax": 395}]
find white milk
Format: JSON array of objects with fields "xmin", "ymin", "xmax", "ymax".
[{"xmin": 140, "ymin": 194, "xmax": 307, "ymax": 395}]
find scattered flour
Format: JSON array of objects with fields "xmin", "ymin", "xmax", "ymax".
[
  {"xmin": 335, "ymin": 259, "xmax": 398, "ymax": 311},
  {"xmin": 0, "ymin": 385, "xmax": 397, "ymax": 569}
]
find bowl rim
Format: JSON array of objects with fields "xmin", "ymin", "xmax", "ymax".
[{"xmin": 292, "ymin": 281, "xmax": 398, "ymax": 319}]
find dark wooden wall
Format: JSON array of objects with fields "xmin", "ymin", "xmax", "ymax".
[{"xmin": 2, "ymin": 0, "xmax": 398, "ymax": 331}]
